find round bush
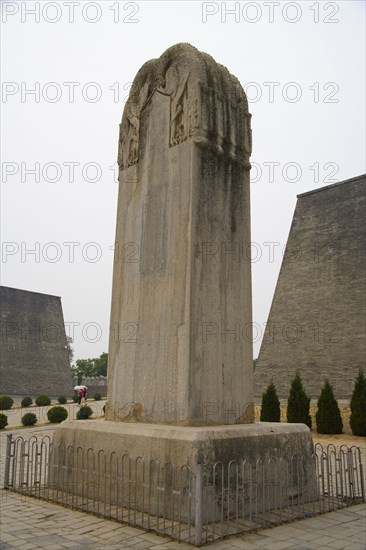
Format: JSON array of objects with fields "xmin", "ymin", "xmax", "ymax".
[
  {"xmin": 0, "ymin": 413, "xmax": 8, "ymax": 430},
  {"xmin": 0, "ymin": 396, "xmax": 14, "ymax": 410},
  {"xmin": 21, "ymin": 396, "xmax": 33, "ymax": 408},
  {"xmin": 94, "ymin": 392, "xmax": 102, "ymax": 401},
  {"xmin": 35, "ymin": 395, "xmax": 51, "ymax": 406},
  {"xmin": 21, "ymin": 412, "xmax": 37, "ymax": 426},
  {"xmin": 76, "ymin": 406, "xmax": 93, "ymax": 420},
  {"xmin": 72, "ymin": 394, "xmax": 78, "ymax": 403},
  {"xmin": 47, "ymin": 406, "xmax": 68, "ymax": 423},
  {"xmin": 58, "ymin": 396, "xmax": 67, "ymax": 404}
]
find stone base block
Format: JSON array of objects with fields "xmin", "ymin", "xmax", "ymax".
[{"xmin": 51, "ymin": 421, "xmax": 315, "ymax": 523}]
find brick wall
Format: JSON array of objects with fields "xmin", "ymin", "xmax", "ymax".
[
  {"xmin": 254, "ymin": 175, "xmax": 366, "ymax": 399},
  {"xmin": 0, "ymin": 286, "xmax": 73, "ymax": 397}
]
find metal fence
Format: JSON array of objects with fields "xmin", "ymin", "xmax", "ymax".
[{"xmin": 3, "ymin": 434, "xmax": 365, "ymax": 546}]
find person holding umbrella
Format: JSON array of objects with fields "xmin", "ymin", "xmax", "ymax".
[
  {"xmin": 74, "ymin": 385, "xmax": 84, "ymax": 405},
  {"xmin": 74, "ymin": 385, "xmax": 88, "ymax": 405},
  {"xmin": 81, "ymin": 386, "xmax": 88, "ymax": 403}
]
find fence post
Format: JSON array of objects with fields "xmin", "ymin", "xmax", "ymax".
[
  {"xmin": 195, "ymin": 461, "xmax": 203, "ymax": 547},
  {"xmin": 4, "ymin": 433, "xmax": 13, "ymax": 489},
  {"xmin": 357, "ymin": 448, "xmax": 365, "ymax": 503}
]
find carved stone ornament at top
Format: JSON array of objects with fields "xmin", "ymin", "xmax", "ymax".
[{"xmin": 117, "ymin": 44, "xmax": 252, "ymax": 171}]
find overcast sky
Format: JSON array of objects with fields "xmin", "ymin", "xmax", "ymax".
[{"xmin": 1, "ymin": 0, "xmax": 365, "ymax": 362}]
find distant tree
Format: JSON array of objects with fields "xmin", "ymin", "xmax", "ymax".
[
  {"xmin": 287, "ymin": 371, "xmax": 312, "ymax": 429},
  {"xmin": 72, "ymin": 359, "xmax": 95, "ymax": 383},
  {"xmin": 260, "ymin": 381, "xmax": 280, "ymax": 422},
  {"xmin": 253, "ymin": 358, "xmax": 257, "ymax": 370},
  {"xmin": 72, "ymin": 352, "xmax": 108, "ymax": 383},
  {"xmin": 66, "ymin": 336, "xmax": 74, "ymax": 364},
  {"xmin": 316, "ymin": 379, "xmax": 343, "ymax": 434},
  {"xmin": 94, "ymin": 352, "xmax": 108, "ymax": 377},
  {"xmin": 350, "ymin": 369, "xmax": 366, "ymax": 436}
]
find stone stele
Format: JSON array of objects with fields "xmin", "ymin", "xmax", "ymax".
[
  {"xmin": 107, "ymin": 42, "xmax": 253, "ymax": 426},
  {"xmin": 53, "ymin": 43, "xmax": 314, "ymax": 524}
]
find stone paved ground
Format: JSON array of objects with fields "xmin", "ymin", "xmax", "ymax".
[
  {"xmin": 0, "ymin": 427, "xmax": 365, "ymax": 549},
  {"xmin": 1, "ymin": 490, "xmax": 364, "ymax": 549}
]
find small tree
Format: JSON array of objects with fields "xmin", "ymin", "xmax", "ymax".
[
  {"xmin": 260, "ymin": 381, "xmax": 280, "ymax": 422},
  {"xmin": 35, "ymin": 395, "xmax": 51, "ymax": 406},
  {"xmin": 287, "ymin": 371, "xmax": 312, "ymax": 429},
  {"xmin": 0, "ymin": 414, "xmax": 8, "ymax": 430},
  {"xmin": 316, "ymin": 379, "xmax": 343, "ymax": 434},
  {"xmin": 66, "ymin": 335, "xmax": 74, "ymax": 363},
  {"xmin": 76, "ymin": 406, "xmax": 93, "ymax": 420},
  {"xmin": 350, "ymin": 369, "xmax": 366, "ymax": 436},
  {"xmin": 47, "ymin": 406, "xmax": 68, "ymax": 423},
  {"xmin": 21, "ymin": 397, "xmax": 33, "ymax": 408},
  {"xmin": 0, "ymin": 396, "xmax": 14, "ymax": 410},
  {"xmin": 21, "ymin": 413, "xmax": 37, "ymax": 426}
]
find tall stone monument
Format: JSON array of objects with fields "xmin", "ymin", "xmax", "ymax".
[
  {"xmin": 107, "ymin": 42, "xmax": 254, "ymax": 426},
  {"xmin": 54, "ymin": 44, "xmax": 313, "ymax": 524}
]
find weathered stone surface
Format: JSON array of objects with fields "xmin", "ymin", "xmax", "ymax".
[
  {"xmin": 107, "ymin": 43, "xmax": 253, "ymax": 425},
  {"xmin": 0, "ymin": 286, "xmax": 72, "ymax": 397},
  {"xmin": 52, "ymin": 420, "xmax": 314, "ymax": 522},
  {"xmin": 255, "ymin": 175, "xmax": 366, "ymax": 399}
]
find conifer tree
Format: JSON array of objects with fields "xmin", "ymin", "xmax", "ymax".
[
  {"xmin": 316, "ymin": 379, "xmax": 343, "ymax": 434},
  {"xmin": 350, "ymin": 369, "xmax": 366, "ymax": 436},
  {"xmin": 287, "ymin": 371, "xmax": 312, "ymax": 429},
  {"xmin": 260, "ymin": 381, "xmax": 281, "ymax": 422}
]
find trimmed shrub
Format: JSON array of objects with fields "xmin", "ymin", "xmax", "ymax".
[
  {"xmin": 94, "ymin": 392, "xmax": 102, "ymax": 401},
  {"xmin": 260, "ymin": 381, "xmax": 280, "ymax": 422},
  {"xmin": 0, "ymin": 414, "xmax": 8, "ymax": 430},
  {"xmin": 21, "ymin": 396, "xmax": 33, "ymax": 408},
  {"xmin": 35, "ymin": 395, "xmax": 51, "ymax": 406},
  {"xmin": 316, "ymin": 379, "xmax": 343, "ymax": 434},
  {"xmin": 76, "ymin": 406, "xmax": 93, "ymax": 420},
  {"xmin": 72, "ymin": 393, "xmax": 78, "ymax": 403},
  {"xmin": 21, "ymin": 412, "xmax": 37, "ymax": 426},
  {"xmin": 350, "ymin": 369, "xmax": 366, "ymax": 436},
  {"xmin": 58, "ymin": 396, "xmax": 67, "ymax": 404},
  {"xmin": 47, "ymin": 406, "xmax": 68, "ymax": 423},
  {"xmin": 287, "ymin": 371, "xmax": 312, "ymax": 429},
  {"xmin": 0, "ymin": 396, "xmax": 14, "ymax": 410}
]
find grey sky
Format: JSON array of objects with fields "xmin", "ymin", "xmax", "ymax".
[{"xmin": 1, "ymin": 0, "xmax": 365, "ymax": 361}]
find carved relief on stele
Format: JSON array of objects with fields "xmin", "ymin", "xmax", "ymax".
[{"xmin": 117, "ymin": 43, "xmax": 252, "ymax": 171}]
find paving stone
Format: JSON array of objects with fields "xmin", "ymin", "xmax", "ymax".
[
  {"xmin": 260, "ymin": 541, "xmax": 297, "ymax": 549},
  {"xmin": 1, "ymin": 476, "xmax": 365, "ymax": 550},
  {"xmin": 312, "ymin": 535, "xmax": 345, "ymax": 546}
]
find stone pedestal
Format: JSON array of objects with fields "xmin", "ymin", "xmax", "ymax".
[{"xmin": 52, "ymin": 420, "xmax": 315, "ymax": 524}]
